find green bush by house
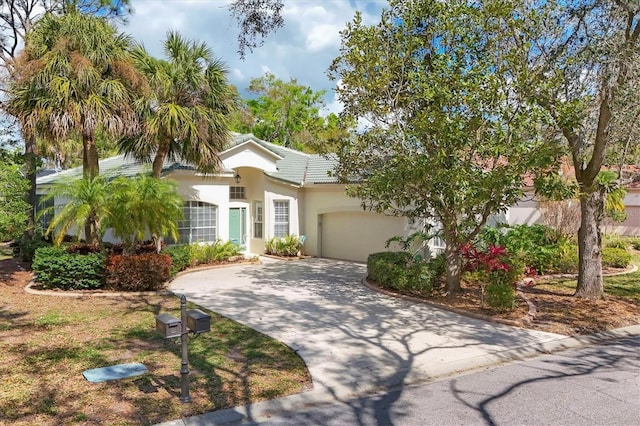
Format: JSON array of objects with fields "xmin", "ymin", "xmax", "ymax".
[
  {"xmin": 367, "ymin": 251, "xmax": 442, "ymax": 294},
  {"xmin": 33, "ymin": 247, "xmax": 105, "ymax": 290},
  {"xmin": 164, "ymin": 245, "xmax": 191, "ymax": 276},
  {"xmin": 265, "ymin": 234, "xmax": 303, "ymax": 257}
]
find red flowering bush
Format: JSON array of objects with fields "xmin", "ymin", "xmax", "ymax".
[
  {"xmin": 105, "ymin": 253, "xmax": 171, "ymax": 291},
  {"xmin": 459, "ymin": 243, "xmax": 510, "ymax": 275},
  {"xmin": 459, "ymin": 242, "xmax": 522, "ymax": 310}
]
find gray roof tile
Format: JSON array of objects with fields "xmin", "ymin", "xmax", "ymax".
[{"xmin": 36, "ymin": 133, "xmax": 339, "ymax": 186}]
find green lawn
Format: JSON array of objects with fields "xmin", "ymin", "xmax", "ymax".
[
  {"xmin": 0, "ymin": 265, "xmax": 310, "ymax": 425},
  {"xmin": 538, "ymin": 252, "xmax": 640, "ymax": 301}
]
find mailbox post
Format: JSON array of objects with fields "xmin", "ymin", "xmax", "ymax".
[
  {"xmin": 179, "ymin": 295, "xmax": 190, "ymax": 403},
  {"xmin": 154, "ymin": 294, "xmax": 211, "ymax": 403}
]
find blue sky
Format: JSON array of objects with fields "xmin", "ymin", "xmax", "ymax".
[{"xmin": 122, "ymin": 0, "xmax": 386, "ymax": 115}]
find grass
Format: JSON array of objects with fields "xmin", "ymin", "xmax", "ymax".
[
  {"xmin": 0, "ymin": 259, "xmax": 310, "ymax": 425},
  {"xmin": 537, "ymin": 251, "xmax": 640, "ymax": 301},
  {"xmin": 538, "ymin": 271, "xmax": 640, "ymax": 300}
]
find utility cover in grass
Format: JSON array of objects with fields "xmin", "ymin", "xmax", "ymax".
[{"xmin": 83, "ymin": 363, "xmax": 148, "ymax": 383}]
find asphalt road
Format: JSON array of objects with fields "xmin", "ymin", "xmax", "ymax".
[{"xmin": 250, "ymin": 336, "xmax": 640, "ymax": 426}]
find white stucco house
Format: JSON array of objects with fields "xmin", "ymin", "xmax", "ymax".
[
  {"xmin": 37, "ymin": 133, "xmax": 640, "ymax": 262},
  {"xmin": 36, "ymin": 133, "xmax": 441, "ymax": 262}
]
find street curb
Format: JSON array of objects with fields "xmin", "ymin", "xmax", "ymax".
[{"xmin": 155, "ymin": 324, "xmax": 640, "ymax": 426}]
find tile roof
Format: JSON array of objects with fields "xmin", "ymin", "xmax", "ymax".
[{"xmin": 36, "ymin": 133, "xmax": 339, "ymax": 186}]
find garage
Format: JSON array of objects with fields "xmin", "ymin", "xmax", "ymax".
[{"xmin": 320, "ymin": 212, "xmax": 407, "ymax": 262}]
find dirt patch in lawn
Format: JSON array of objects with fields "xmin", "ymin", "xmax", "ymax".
[
  {"xmin": 368, "ymin": 277, "xmax": 640, "ymax": 337},
  {"xmin": 0, "ymin": 257, "xmax": 311, "ymax": 426}
]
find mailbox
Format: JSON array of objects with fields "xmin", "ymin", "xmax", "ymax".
[
  {"xmin": 155, "ymin": 314, "xmax": 182, "ymax": 338},
  {"xmin": 187, "ymin": 309, "xmax": 211, "ymax": 334}
]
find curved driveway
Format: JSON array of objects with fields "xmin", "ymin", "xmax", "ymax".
[{"xmin": 170, "ymin": 258, "xmax": 565, "ymax": 399}]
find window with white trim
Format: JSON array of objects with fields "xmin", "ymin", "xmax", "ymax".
[
  {"xmin": 230, "ymin": 186, "xmax": 246, "ymax": 200},
  {"xmin": 254, "ymin": 201, "xmax": 263, "ymax": 239},
  {"xmin": 176, "ymin": 201, "xmax": 218, "ymax": 244},
  {"xmin": 273, "ymin": 200, "xmax": 289, "ymax": 238}
]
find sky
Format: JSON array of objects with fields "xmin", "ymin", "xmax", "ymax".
[{"xmin": 121, "ymin": 0, "xmax": 386, "ymax": 116}]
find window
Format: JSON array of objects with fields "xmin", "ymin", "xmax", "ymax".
[
  {"xmin": 35, "ymin": 194, "xmax": 54, "ymax": 231},
  {"xmin": 253, "ymin": 201, "xmax": 263, "ymax": 239},
  {"xmin": 230, "ymin": 186, "xmax": 246, "ymax": 200},
  {"xmin": 176, "ymin": 201, "xmax": 218, "ymax": 244},
  {"xmin": 273, "ymin": 200, "xmax": 289, "ymax": 238}
]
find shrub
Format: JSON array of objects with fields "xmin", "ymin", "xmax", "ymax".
[
  {"xmin": 103, "ymin": 240, "xmax": 163, "ymax": 255},
  {"xmin": 188, "ymin": 240, "xmax": 242, "ymax": 265},
  {"xmin": 602, "ymin": 234, "xmax": 632, "ymax": 250},
  {"xmin": 265, "ymin": 235, "xmax": 303, "ymax": 257},
  {"xmin": 105, "ymin": 253, "xmax": 171, "ymax": 291},
  {"xmin": 164, "ymin": 245, "xmax": 191, "ymax": 276},
  {"xmin": 479, "ymin": 224, "xmax": 570, "ymax": 274},
  {"xmin": 426, "ymin": 253, "xmax": 446, "ymax": 287},
  {"xmin": 16, "ymin": 231, "xmax": 51, "ymax": 262},
  {"xmin": 367, "ymin": 251, "xmax": 433, "ymax": 294},
  {"xmin": 551, "ymin": 243, "xmax": 579, "ymax": 273},
  {"xmin": 631, "ymin": 238, "xmax": 640, "ymax": 251},
  {"xmin": 66, "ymin": 243, "xmax": 101, "ymax": 255},
  {"xmin": 367, "ymin": 251, "xmax": 412, "ymax": 282},
  {"xmin": 32, "ymin": 247, "xmax": 104, "ymax": 290},
  {"xmin": 602, "ymin": 248, "xmax": 632, "ymax": 268},
  {"xmin": 486, "ymin": 282, "xmax": 515, "ymax": 311}
]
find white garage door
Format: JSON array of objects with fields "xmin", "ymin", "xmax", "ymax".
[{"xmin": 320, "ymin": 212, "xmax": 406, "ymax": 262}]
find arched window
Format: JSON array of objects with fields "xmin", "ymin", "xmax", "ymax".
[{"xmin": 176, "ymin": 201, "xmax": 218, "ymax": 244}]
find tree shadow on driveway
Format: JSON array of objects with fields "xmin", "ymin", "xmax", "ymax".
[{"xmin": 170, "ymin": 258, "xmax": 566, "ymax": 424}]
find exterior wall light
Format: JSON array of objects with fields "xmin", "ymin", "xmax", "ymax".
[{"xmin": 234, "ymin": 173, "xmax": 242, "ymax": 184}]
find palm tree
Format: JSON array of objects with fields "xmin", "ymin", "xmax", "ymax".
[
  {"xmin": 105, "ymin": 175, "xmax": 183, "ymax": 252},
  {"xmin": 6, "ymin": 10, "xmax": 144, "ymax": 180},
  {"xmin": 120, "ymin": 31, "xmax": 237, "ymax": 178},
  {"xmin": 39, "ymin": 176, "xmax": 110, "ymax": 245}
]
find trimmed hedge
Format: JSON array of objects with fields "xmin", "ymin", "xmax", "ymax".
[
  {"xmin": 367, "ymin": 251, "xmax": 435, "ymax": 294},
  {"xmin": 602, "ymin": 248, "xmax": 632, "ymax": 268},
  {"xmin": 105, "ymin": 253, "xmax": 171, "ymax": 291},
  {"xmin": 32, "ymin": 247, "xmax": 105, "ymax": 290}
]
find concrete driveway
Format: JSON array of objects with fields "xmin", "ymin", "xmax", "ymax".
[{"xmin": 169, "ymin": 258, "xmax": 566, "ymax": 400}]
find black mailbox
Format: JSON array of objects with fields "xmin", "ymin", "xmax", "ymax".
[
  {"xmin": 187, "ymin": 309, "xmax": 211, "ymax": 334},
  {"xmin": 155, "ymin": 314, "xmax": 181, "ymax": 338}
]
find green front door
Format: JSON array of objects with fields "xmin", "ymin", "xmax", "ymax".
[{"xmin": 229, "ymin": 207, "xmax": 246, "ymax": 247}]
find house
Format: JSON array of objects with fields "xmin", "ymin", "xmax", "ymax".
[{"xmin": 36, "ymin": 133, "xmax": 438, "ymax": 262}]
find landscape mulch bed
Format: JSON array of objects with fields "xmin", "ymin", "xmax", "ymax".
[{"xmin": 376, "ymin": 280, "xmax": 640, "ymax": 336}]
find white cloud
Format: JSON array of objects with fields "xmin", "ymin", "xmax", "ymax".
[
  {"xmin": 322, "ymin": 96, "xmax": 344, "ymax": 117},
  {"xmin": 260, "ymin": 65, "xmax": 272, "ymax": 75},
  {"xmin": 231, "ymin": 68, "xmax": 245, "ymax": 81},
  {"xmin": 306, "ymin": 23, "xmax": 342, "ymax": 52}
]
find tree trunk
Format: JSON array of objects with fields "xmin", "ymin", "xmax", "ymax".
[
  {"xmin": 24, "ymin": 133, "xmax": 37, "ymax": 235},
  {"xmin": 152, "ymin": 140, "xmax": 170, "ymax": 178},
  {"xmin": 83, "ymin": 133, "xmax": 100, "ymax": 243},
  {"xmin": 444, "ymin": 237, "xmax": 462, "ymax": 294},
  {"xmin": 575, "ymin": 188, "xmax": 605, "ymax": 299},
  {"xmin": 83, "ymin": 133, "xmax": 100, "ymax": 179}
]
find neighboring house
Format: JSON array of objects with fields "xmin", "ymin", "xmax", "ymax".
[{"xmin": 36, "ymin": 133, "xmax": 442, "ymax": 262}]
